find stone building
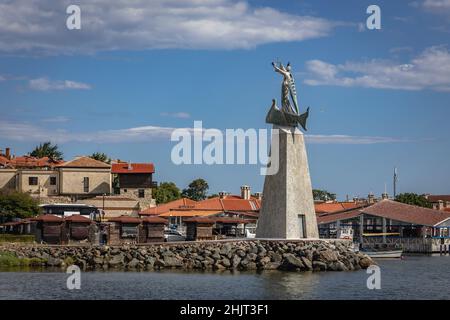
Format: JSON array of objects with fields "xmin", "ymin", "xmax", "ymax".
[
  {"xmin": 111, "ymin": 162, "xmax": 156, "ymax": 209},
  {"xmin": 57, "ymin": 156, "xmax": 111, "ymax": 198}
]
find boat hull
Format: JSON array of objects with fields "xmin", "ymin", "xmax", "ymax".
[{"xmin": 363, "ymin": 250, "xmax": 403, "ymax": 258}]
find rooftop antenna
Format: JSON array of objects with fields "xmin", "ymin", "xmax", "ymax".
[{"xmin": 393, "ymin": 167, "xmax": 398, "ymax": 199}]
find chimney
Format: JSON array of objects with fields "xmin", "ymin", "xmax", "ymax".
[
  {"xmin": 240, "ymin": 185, "xmax": 251, "ymax": 200},
  {"xmin": 353, "ymin": 196, "xmax": 359, "ymax": 203},
  {"xmin": 381, "ymin": 192, "xmax": 389, "ymax": 200},
  {"xmin": 254, "ymin": 192, "xmax": 263, "ymax": 200},
  {"xmin": 5, "ymin": 147, "xmax": 10, "ymax": 160},
  {"xmin": 127, "ymin": 161, "xmax": 133, "ymax": 171},
  {"xmin": 218, "ymin": 191, "xmax": 227, "ymax": 199},
  {"xmin": 368, "ymin": 193, "xmax": 375, "ymax": 204},
  {"xmin": 438, "ymin": 200, "xmax": 444, "ymax": 211}
]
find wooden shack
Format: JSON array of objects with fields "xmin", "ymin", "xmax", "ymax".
[
  {"xmin": 32, "ymin": 214, "xmax": 64, "ymax": 244},
  {"xmin": 64, "ymin": 215, "xmax": 93, "ymax": 244},
  {"xmin": 184, "ymin": 217, "xmax": 215, "ymax": 241},
  {"xmin": 141, "ymin": 216, "xmax": 167, "ymax": 243},
  {"xmin": 214, "ymin": 218, "xmax": 251, "ymax": 238},
  {"xmin": 107, "ymin": 216, "xmax": 142, "ymax": 245}
]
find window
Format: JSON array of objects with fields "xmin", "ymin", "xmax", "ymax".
[
  {"xmin": 138, "ymin": 189, "xmax": 145, "ymax": 198},
  {"xmin": 121, "ymin": 224, "xmax": 138, "ymax": 238},
  {"xmin": 83, "ymin": 177, "xmax": 89, "ymax": 193},
  {"xmin": 50, "ymin": 177, "xmax": 57, "ymax": 186},
  {"xmin": 28, "ymin": 177, "xmax": 38, "ymax": 185}
]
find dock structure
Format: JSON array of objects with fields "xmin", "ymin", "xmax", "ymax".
[{"xmin": 317, "ymin": 199, "xmax": 450, "ymax": 253}]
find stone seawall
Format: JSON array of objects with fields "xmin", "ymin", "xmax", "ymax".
[{"xmin": 1, "ymin": 239, "xmax": 375, "ymax": 272}]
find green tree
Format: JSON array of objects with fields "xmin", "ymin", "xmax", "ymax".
[
  {"xmin": 30, "ymin": 141, "xmax": 63, "ymax": 160},
  {"xmin": 313, "ymin": 189, "xmax": 336, "ymax": 201},
  {"xmin": 182, "ymin": 178, "xmax": 209, "ymax": 201},
  {"xmin": 154, "ymin": 182, "xmax": 181, "ymax": 204},
  {"xmin": 395, "ymin": 193, "xmax": 432, "ymax": 208},
  {"xmin": 0, "ymin": 190, "xmax": 40, "ymax": 220},
  {"xmin": 90, "ymin": 152, "xmax": 111, "ymax": 164}
]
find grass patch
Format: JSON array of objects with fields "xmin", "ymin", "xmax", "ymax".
[
  {"xmin": 0, "ymin": 234, "xmax": 35, "ymax": 243},
  {"xmin": 0, "ymin": 251, "xmax": 46, "ymax": 267}
]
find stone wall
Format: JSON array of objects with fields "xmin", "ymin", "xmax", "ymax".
[{"xmin": 1, "ymin": 239, "xmax": 374, "ymax": 272}]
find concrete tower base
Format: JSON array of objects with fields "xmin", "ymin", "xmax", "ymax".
[{"xmin": 256, "ymin": 126, "xmax": 319, "ymax": 239}]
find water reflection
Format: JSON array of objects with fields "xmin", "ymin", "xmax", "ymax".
[{"xmin": 0, "ymin": 256, "xmax": 450, "ymax": 300}]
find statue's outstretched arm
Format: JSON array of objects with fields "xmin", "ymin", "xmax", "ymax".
[{"xmin": 272, "ymin": 62, "xmax": 286, "ymax": 75}]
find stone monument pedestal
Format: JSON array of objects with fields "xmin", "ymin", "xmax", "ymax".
[{"xmin": 256, "ymin": 126, "xmax": 319, "ymax": 239}]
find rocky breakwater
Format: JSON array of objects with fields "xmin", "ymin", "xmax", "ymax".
[{"xmin": 1, "ymin": 240, "xmax": 375, "ymax": 272}]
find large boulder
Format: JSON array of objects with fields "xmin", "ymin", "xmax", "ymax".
[
  {"xmin": 359, "ymin": 256, "xmax": 374, "ymax": 269},
  {"xmin": 280, "ymin": 254, "xmax": 304, "ymax": 270},
  {"xmin": 108, "ymin": 253, "xmax": 124, "ymax": 267}
]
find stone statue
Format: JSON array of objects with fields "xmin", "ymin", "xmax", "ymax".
[{"xmin": 266, "ymin": 61, "xmax": 309, "ymax": 130}]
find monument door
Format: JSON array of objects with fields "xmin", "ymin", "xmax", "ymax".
[{"xmin": 298, "ymin": 214, "xmax": 306, "ymax": 238}]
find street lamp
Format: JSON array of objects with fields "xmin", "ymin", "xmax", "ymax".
[{"xmin": 102, "ymin": 193, "xmax": 106, "ymax": 222}]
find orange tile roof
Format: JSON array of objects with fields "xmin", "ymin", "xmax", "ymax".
[
  {"xmin": 112, "ymin": 163, "xmax": 155, "ymax": 174},
  {"xmin": 158, "ymin": 210, "xmax": 221, "ymax": 217},
  {"xmin": 315, "ymin": 202, "xmax": 363, "ymax": 214},
  {"xmin": 140, "ymin": 198, "xmax": 197, "ymax": 215},
  {"xmin": 57, "ymin": 156, "xmax": 110, "ymax": 168}
]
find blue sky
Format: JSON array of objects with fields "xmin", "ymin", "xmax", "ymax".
[{"xmin": 1, "ymin": 0, "xmax": 449, "ymax": 199}]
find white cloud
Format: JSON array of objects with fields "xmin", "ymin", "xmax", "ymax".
[
  {"xmin": 422, "ymin": 0, "xmax": 450, "ymax": 10},
  {"xmin": 0, "ymin": 0, "xmax": 335, "ymax": 55},
  {"xmin": 40, "ymin": 116, "xmax": 70, "ymax": 123},
  {"xmin": 160, "ymin": 112, "xmax": 191, "ymax": 119},
  {"xmin": 305, "ymin": 135, "xmax": 411, "ymax": 144},
  {"xmin": 29, "ymin": 78, "xmax": 91, "ymax": 91},
  {"xmin": 304, "ymin": 46, "xmax": 450, "ymax": 91},
  {"xmin": 0, "ymin": 120, "xmax": 413, "ymax": 145}
]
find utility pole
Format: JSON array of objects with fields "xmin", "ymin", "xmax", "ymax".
[{"xmin": 393, "ymin": 167, "xmax": 398, "ymax": 199}]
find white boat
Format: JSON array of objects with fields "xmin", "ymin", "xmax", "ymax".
[
  {"xmin": 362, "ymin": 249, "xmax": 403, "ymax": 258},
  {"xmin": 245, "ymin": 229, "xmax": 256, "ymax": 238}
]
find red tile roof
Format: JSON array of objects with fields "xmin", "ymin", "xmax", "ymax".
[
  {"xmin": 64, "ymin": 215, "xmax": 92, "ymax": 223},
  {"xmin": 317, "ymin": 208, "xmax": 365, "ymax": 225},
  {"xmin": 426, "ymin": 195, "xmax": 450, "ymax": 202},
  {"xmin": 31, "ymin": 214, "xmax": 64, "ymax": 222},
  {"xmin": 112, "ymin": 163, "xmax": 155, "ymax": 174},
  {"xmin": 141, "ymin": 216, "xmax": 168, "ymax": 224},
  {"xmin": 1, "ymin": 156, "xmax": 64, "ymax": 169},
  {"xmin": 317, "ymin": 200, "xmax": 450, "ymax": 227},
  {"xmin": 184, "ymin": 217, "xmax": 216, "ymax": 224},
  {"xmin": 363, "ymin": 200, "xmax": 450, "ymax": 226},
  {"xmin": 108, "ymin": 216, "xmax": 141, "ymax": 224},
  {"xmin": 57, "ymin": 156, "xmax": 110, "ymax": 168}
]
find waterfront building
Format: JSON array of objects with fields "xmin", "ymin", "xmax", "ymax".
[
  {"xmin": 0, "ymin": 147, "xmax": 157, "ymax": 212},
  {"xmin": 139, "ymin": 185, "xmax": 260, "ymax": 237},
  {"xmin": 425, "ymin": 194, "xmax": 450, "ymax": 211},
  {"xmin": 111, "ymin": 161, "xmax": 157, "ymax": 209},
  {"xmin": 317, "ymin": 199, "xmax": 450, "ymax": 253}
]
